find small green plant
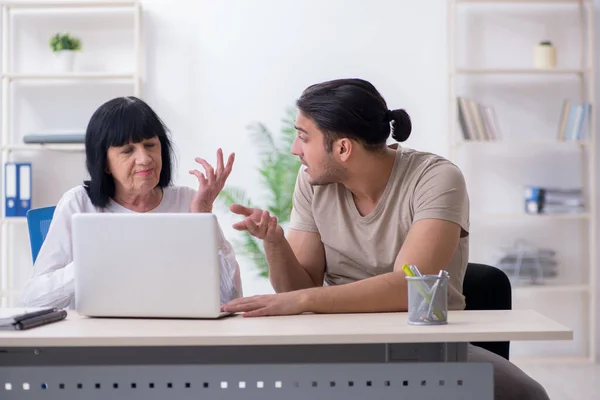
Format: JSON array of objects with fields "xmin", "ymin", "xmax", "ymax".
[
  {"xmin": 49, "ymin": 33, "xmax": 82, "ymax": 52},
  {"xmin": 218, "ymin": 107, "xmax": 301, "ymax": 277}
]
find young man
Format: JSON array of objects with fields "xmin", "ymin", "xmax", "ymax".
[{"xmin": 223, "ymin": 78, "xmax": 549, "ymax": 400}]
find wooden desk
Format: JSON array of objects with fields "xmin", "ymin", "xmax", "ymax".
[{"xmin": 0, "ymin": 310, "xmax": 572, "ymax": 400}]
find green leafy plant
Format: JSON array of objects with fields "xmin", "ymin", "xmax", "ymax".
[
  {"xmin": 49, "ymin": 33, "xmax": 82, "ymax": 52},
  {"xmin": 218, "ymin": 107, "xmax": 301, "ymax": 277}
]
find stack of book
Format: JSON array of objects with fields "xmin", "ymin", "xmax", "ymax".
[
  {"xmin": 556, "ymin": 100, "xmax": 592, "ymax": 141},
  {"xmin": 457, "ymin": 97, "xmax": 502, "ymax": 141},
  {"xmin": 524, "ymin": 185, "xmax": 584, "ymax": 215}
]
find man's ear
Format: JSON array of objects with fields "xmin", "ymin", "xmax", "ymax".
[{"xmin": 336, "ymin": 138, "xmax": 353, "ymax": 162}]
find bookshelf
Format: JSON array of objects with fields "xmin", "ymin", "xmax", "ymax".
[
  {"xmin": 448, "ymin": 0, "xmax": 596, "ymax": 362},
  {"xmin": 0, "ymin": 0, "xmax": 142, "ymax": 306}
]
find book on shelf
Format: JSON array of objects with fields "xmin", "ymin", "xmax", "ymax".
[
  {"xmin": 557, "ymin": 99, "xmax": 591, "ymax": 141},
  {"xmin": 457, "ymin": 96, "xmax": 501, "ymax": 141}
]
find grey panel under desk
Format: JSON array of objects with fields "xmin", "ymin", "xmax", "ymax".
[
  {"xmin": 0, "ymin": 362, "xmax": 493, "ymax": 400},
  {"xmin": 0, "ymin": 343, "xmax": 467, "ymax": 366}
]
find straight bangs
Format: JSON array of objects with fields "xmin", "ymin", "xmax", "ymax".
[{"xmin": 104, "ymin": 104, "xmax": 163, "ymax": 148}]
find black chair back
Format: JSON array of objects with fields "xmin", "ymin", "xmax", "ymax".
[{"xmin": 463, "ymin": 262, "xmax": 512, "ymax": 360}]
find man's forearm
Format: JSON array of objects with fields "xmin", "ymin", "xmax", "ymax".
[
  {"xmin": 301, "ymin": 271, "xmax": 408, "ymax": 313},
  {"xmin": 264, "ymin": 237, "xmax": 317, "ymax": 292}
]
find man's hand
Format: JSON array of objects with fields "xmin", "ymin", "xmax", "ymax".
[
  {"xmin": 221, "ymin": 291, "xmax": 308, "ymax": 317},
  {"xmin": 189, "ymin": 148, "xmax": 235, "ymax": 213},
  {"xmin": 230, "ymin": 205, "xmax": 284, "ymax": 243},
  {"xmin": 230, "ymin": 205, "xmax": 324, "ymax": 292}
]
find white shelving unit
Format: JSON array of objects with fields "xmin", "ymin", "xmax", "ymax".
[
  {"xmin": 0, "ymin": 0, "xmax": 142, "ymax": 305},
  {"xmin": 448, "ymin": 0, "xmax": 596, "ymax": 362}
]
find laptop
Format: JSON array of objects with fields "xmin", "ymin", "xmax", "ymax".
[{"xmin": 72, "ymin": 213, "xmax": 230, "ymax": 319}]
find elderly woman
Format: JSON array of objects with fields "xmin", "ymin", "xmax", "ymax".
[{"xmin": 19, "ymin": 96, "xmax": 243, "ymax": 309}]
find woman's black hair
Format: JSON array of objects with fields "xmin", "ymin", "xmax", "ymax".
[
  {"xmin": 83, "ymin": 96, "xmax": 174, "ymax": 208},
  {"xmin": 296, "ymin": 78, "xmax": 411, "ymax": 152}
]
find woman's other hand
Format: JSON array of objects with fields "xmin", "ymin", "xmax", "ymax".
[{"xmin": 189, "ymin": 148, "xmax": 235, "ymax": 213}]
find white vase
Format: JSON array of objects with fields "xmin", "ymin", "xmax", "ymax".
[
  {"xmin": 533, "ymin": 41, "xmax": 556, "ymax": 69},
  {"xmin": 54, "ymin": 50, "xmax": 77, "ymax": 72}
]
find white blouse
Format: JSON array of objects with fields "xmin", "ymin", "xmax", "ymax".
[{"xmin": 19, "ymin": 185, "xmax": 243, "ymax": 309}]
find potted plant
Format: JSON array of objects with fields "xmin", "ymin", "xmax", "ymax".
[
  {"xmin": 218, "ymin": 108, "xmax": 301, "ymax": 277},
  {"xmin": 49, "ymin": 32, "xmax": 82, "ymax": 72}
]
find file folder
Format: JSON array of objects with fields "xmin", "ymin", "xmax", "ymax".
[
  {"xmin": 4, "ymin": 162, "xmax": 17, "ymax": 217},
  {"xmin": 17, "ymin": 162, "xmax": 32, "ymax": 217}
]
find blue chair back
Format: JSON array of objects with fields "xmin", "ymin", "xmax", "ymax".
[{"xmin": 26, "ymin": 206, "xmax": 56, "ymax": 263}]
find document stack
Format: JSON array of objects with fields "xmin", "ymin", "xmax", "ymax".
[
  {"xmin": 493, "ymin": 239, "xmax": 558, "ymax": 286},
  {"xmin": 524, "ymin": 186, "xmax": 584, "ymax": 215}
]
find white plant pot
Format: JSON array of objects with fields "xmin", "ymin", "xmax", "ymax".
[{"xmin": 54, "ymin": 50, "xmax": 77, "ymax": 72}]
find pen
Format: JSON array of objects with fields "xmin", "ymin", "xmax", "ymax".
[
  {"xmin": 426, "ymin": 270, "xmax": 445, "ymax": 320},
  {"xmin": 14, "ymin": 308, "xmax": 58, "ymax": 323},
  {"xmin": 409, "ymin": 264, "xmax": 422, "ymax": 278},
  {"xmin": 15, "ymin": 310, "xmax": 67, "ymax": 331}
]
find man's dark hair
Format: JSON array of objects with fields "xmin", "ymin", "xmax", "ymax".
[
  {"xmin": 83, "ymin": 96, "xmax": 174, "ymax": 208},
  {"xmin": 296, "ymin": 78, "xmax": 411, "ymax": 152}
]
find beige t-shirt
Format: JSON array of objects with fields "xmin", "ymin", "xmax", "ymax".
[{"xmin": 289, "ymin": 144, "xmax": 470, "ymax": 310}]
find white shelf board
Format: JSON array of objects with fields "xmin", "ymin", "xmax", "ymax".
[
  {"xmin": 1, "ymin": 143, "xmax": 84, "ymax": 152},
  {"xmin": 0, "ymin": 217, "xmax": 27, "ymax": 225},
  {"xmin": 454, "ymin": 139, "xmax": 588, "ymax": 147},
  {"xmin": 472, "ymin": 212, "xmax": 590, "ymax": 220},
  {"xmin": 457, "ymin": 0, "xmax": 585, "ymax": 4},
  {"xmin": 3, "ymin": 1, "xmax": 138, "ymax": 8},
  {"xmin": 512, "ymin": 283, "xmax": 589, "ymax": 294},
  {"xmin": 2, "ymin": 72, "xmax": 136, "ymax": 81},
  {"xmin": 454, "ymin": 68, "xmax": 589, "ymax": 75}
]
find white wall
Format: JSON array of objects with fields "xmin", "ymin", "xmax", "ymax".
[{"xmin": 3, "ymin": 0, "xmax": 600, "ymax": 360}]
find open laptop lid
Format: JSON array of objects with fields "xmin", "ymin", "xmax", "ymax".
[{"xmin": 72, "ymin": 213, "xmax": 222, "ymax": 318}]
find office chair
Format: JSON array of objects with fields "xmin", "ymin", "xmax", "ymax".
[
  {"xmin": 463, "ymin": 262, "xmax": 512, "ymax": 360},
  {"xmin": 25, "ymin": 206, "xmax": 56, "ymax": 263}
]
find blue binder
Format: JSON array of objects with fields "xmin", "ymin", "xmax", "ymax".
[
  {"xmin": 3, "ymin": 162, "xmax": 32, "ymax": 217},
  {"xmin": 16, "ymin": 162, "xmax": 32, "ymax": 217},
  {"xmin": 4, "ymin": 162, "xmax": 17, "ymax": 217}
]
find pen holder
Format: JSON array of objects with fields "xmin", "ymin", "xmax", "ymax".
[{"xmin": 406, "ymin": 273, "xmax": 449, "ymax": 325}]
